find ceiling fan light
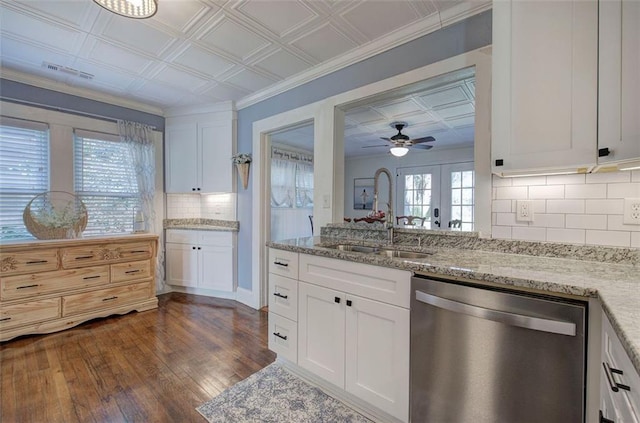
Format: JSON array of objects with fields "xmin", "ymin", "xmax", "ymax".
[
  {"xmin": 390, "ymin": 146, "xmax": 409, "ymax": 157},
  {"xmin": 93, "ymin": 0, "xmax": 157, "ymax": 19}
]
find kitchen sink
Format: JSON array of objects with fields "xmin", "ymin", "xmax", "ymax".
[
  {"xmin": 324, "ymin": 244, "xmax": 432, "ymax": 259},
  {"xmin": 378, "ymin": 249, "xmax": 432, "ymax": 259},
  {"xmin": 328, "ymin": 244, "xmax": 380, "ymax": 253}
]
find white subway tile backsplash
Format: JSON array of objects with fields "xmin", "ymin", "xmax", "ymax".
[
  {"xmin": 532, "ymin": 200, "xmax": 546, "ymax": 213},
  {"xmin": 531, "ymin": 214, "xmax": 565, "ymax": 228},
  {"xmin": 586, "ymin": 172, "xmax": 631, "ymax": 184},
  {"xmin": 607, "ymin": 215, "xmax": 640, "ymax": 232},
  {"xmin": 632, "ymin": 170, "xmax": 640, "ymax": 182},
  {"xmin": 565, "ymin": 184, "xmax": 607, "ymax": 199},
  {"xmin": 585, "ymin": 199, "xmax": 624, "ymax": 215},
  {"xmin": 529, "ymin": 185, "xmax": 564, "ymax": 199},
  {"xmin": 492, "ymin": 175, "xmax": 513, "ymax": 187},
  {"xmin": 512, "ymin": 176, "xmax": 547, "ymax": 186},
  {"xmin": 496, "ymin": 212, "xmax": 519, "ymax": 226},
  {"xmin": 547, "ymin": 199, "xmax": 585, "ymax": 214},
  {"xmin": 491, "ymin": 225, "xmax": 512, "ymax": 239},
  {"xmin": 492, "ymin": 199, "xmax": 512, "ymax": 213},
  {"xmin": 632, "ymin": 232, "xmax": 640, "ymax": 248},
  {"xmin": 607, "ymin": 183, "xmax": 640, "ymax": 199},
  {"xmin": 565, "ymin": 214, "xmax": 607, "ymax": 230},
  {"xmin": 496, "ymin": 186, "xmax": 528, "ymax": 200},
  {"xmin": 585, "ymin": 230, "xmax": 631, "ymax": 247},
  {"xmin": 546, "ymin": 174, "xmax": 586, "ymax": 185},
  {"xmin": 512, "ymin": 226, "xmax": 546, "ymax": 242},
  {"xmin": 546, "ymin": 228, "xmax": 585, "ymax": 245}
]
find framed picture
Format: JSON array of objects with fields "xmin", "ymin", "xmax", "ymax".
[{"xmin": 353, "ymin": 178, "xmax": 374, "ymax": 210}]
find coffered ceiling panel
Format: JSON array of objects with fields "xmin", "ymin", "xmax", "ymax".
[
  {"xmin": 0, "ymin": 0, "xmax": 490, "ymax": 111},
  {"xmin": 417, "ymin": 85, "xmax": 471, "ymax": 108},
  {"xmin": 199, "ymin": 17, "xmax": 270, "ymax": 61},
  {"xmin": 235, "ymin": 0, "xmax": 318, "ymax": 37},
  {"xmin": 372, "ymin": 99, "xmax": 425, "ymax": 120},
  {"xmin": 434, "ymin": 102, "xmax": 475, "ymax": 120}
]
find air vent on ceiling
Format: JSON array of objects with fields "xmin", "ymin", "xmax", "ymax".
[{"xmin": 42, "ymin": 62, "xmax": 94, "ymax": 81}]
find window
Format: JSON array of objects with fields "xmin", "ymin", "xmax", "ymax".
[
  {"xmin": 74, "ymin": 130, "xmax": 139, "ymax": 236},
  {"xmin": 450, "ymin": 170, "xmax": 474, "ymax": 231},
  {"xmin": 403, "ymin": 173, "xmax": 433, "ymax": 225},
  {"xmin": 0, "ymin": 117, "xmax": 50, "ymax": 240}
]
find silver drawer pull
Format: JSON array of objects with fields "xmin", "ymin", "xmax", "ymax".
[
  {"xmin": 415, "ymin": 290, "xmax": 577, "ymax": 336},
  {"xmin": 0, "ymin": 317, "xmax": 12, "ymax": 322},
  {"xmin": 16, "ymin": 284, "xmax": 40, "ymax": 289},
  {"xmin": 83, "ymin": 276, "xmax": 101, "ymax": 280},
  {"xmin": 603, "ymin": 362, "xmax": 631, "ymax": 392},
  {"xmin": 102, "ymin": 296, "xmax": 118, "ymax": 301},
  {"xmin": 273, "ymin": 332, "xmax": 287, "ymax": 340},
  {"xmin": 26, "ymin": 260, "xmax": 48, "ymax": 265},
  {"xmin": 125, "ymin": 270, "xmax": 141, "ymax": 274},
  {"xmin": 273, "ymin": 292, "xmax": 288, "ymax": 299},
  {"xmin": 75, "ymin": 255, "xmax": 94, "ymax": 260}
]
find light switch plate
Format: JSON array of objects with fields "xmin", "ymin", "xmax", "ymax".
[
  {"xmin": 516, "ymin": 200, "xmax": 534, "ymax": 222},
  {"xmin": 623, "ymin": 198, "xmax": 640, "ymax": 225}
]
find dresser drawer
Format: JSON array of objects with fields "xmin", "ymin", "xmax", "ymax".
[
  {"xmin": 1, "ymin": 265, "xmax": 109, "ymax": 301},
  {"xmin": 61, "ymin": 241, "xmax": 153, "ymax": 268},
  {"xmin": 269, "ymin": 273, "xmax": 298, "ymax": 322},
  {"xmin": 0, "ymin": 249, "xmax": 59, "ymax": 276},
  {"xmin": 62, "ymin": 281, "xmax": 151, "ymax": 316},
  {"xmin": 268, "ymin": 248, "xmax": 299, "ymax": 279},
  {"xmin": 0, "ymin": 298, "xmax": 61, "ymax": 329},
  {"xmin": 111, "ymin": 260, "xmax": 152, "ymax": 283},
  {"xmin": 268, "ymin": 312, "xmax": 297, "ymax": 363}
]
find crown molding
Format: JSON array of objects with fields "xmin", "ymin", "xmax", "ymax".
[
  {"xmin": 236, "ymin": 1, "xmax": 491, "ymax": 110},
  {"xmin": 0, "ymin": 68, "xmax": 165, "ymax": 116},
  {"xmin": 164, "ymin": 101, "xmax": 236, "ymax": 118}
]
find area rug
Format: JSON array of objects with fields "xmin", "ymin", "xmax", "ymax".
[{"xmin": 196, "ymin": 363, "xmax": 373, "ymax": 422}]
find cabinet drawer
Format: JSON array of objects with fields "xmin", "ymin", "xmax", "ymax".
[
  {"xmin": 268, "ymin": 312, "xmax": 297, "ymax": 363},
  {"xmin": 165, "ymin": 230, "xmax": 198, "ymax": 244},
  {"xmin": 269, "ymin": 273, "xmax": 298, "ymax": 322},
  {"xmin": 0, "ymin": 249, "xmax": 59, "ymax": 276},
  {"xmin": 268, "ymin": 248, "xmax": 299, "ymax": 279},
  {"xmin": 1, "ymin": 265, "xmax": 109, "ymax": 301},
  {"xmin": 111, "ymin": 260, "xmax": 152, "ymax": 283},
  {"xmin": 0, "ymin": 298, "xmax": 60, "ymax": 329},
  {"xmin": 299, "ymin": 254, "xmax": 411, "ymax": 309},
  {"xmin": 61, "ymin": 242, "xmax": 153, "ymax": 268},
  {"xmin": 62, "ymin": 281, "xmax": 151, "ymax": 316}
]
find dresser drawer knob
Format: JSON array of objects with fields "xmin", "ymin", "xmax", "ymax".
[
  {"xmin": 75, "ymin": 255, "xmax": 94, "ymax": 260},
  {"xmin": 26, "ymin": 260, "xmax": 48, "ymax": 265},
  {"xmin": 83, "ymin": 276, "xmax": 101, "ymax": 280},
  {"xmin": 102, "ymin": 296, "xmax": 118, "ymax": 302},
  {"xmin": 125, "ymin": 269, "xmax": 141, "ymax": 274},
  {"xmin": 16, "ymin": 284, "xmax": 40, "ymax": 289},
  {"xmin": 0, "ymin": 317, "xmax": 12, "ymax": 322}
]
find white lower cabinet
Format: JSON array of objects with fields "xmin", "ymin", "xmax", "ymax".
[
  {"xmin": 600, "ymin": 314, "xmax": 640, "ymax": 422},
  {"xmin": 165, "ymin": 230, "xmax": 236, "ymax": 293}
]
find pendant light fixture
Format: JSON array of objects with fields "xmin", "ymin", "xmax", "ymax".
[
  {"xmin": 93, "ymin": 0, "xmax": 158, "ymax": 19},
  {"xmin": 390, "ymin": 146, "xmax": 409, "ymax": 157}
]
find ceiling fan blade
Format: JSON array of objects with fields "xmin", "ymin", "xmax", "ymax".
[
  {"xmin": 362, "ymin": 144, "xmax": 388, "ymax": 148},
  {"xmin": 380, "ymin": 137, "xmax": 392, "ymax": 142},
  {"xmin": 411, "ymin": 144, "xmax": 433, "ymax": 150},
  {"xmin": 411, "ymin": 136, "xmax": 436, "ymax": 144}
]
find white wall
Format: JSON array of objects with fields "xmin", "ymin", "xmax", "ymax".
[{"xmin": 491, "ymin": 171, "xmax": 640, "ymax": 248}]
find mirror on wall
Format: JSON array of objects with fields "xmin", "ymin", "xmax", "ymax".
[{"xmin": 337, "ymin": 66, "xmax": 477, "ymax": 231}]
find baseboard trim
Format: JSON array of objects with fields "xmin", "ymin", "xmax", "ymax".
[
  {"xmin": 276, "ymin": 358, "xmax": 404, "ymax": 423},
  {"xmin": 168, "ymin": 285, "xmax": 237, "ymax": 300},
  {"xmin": 235, "ymin": 287, "xmax": 258, "ymax": 309}
]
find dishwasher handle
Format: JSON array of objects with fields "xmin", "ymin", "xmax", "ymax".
[{"xmin": 415, "ymin": 290, "xmax": 577, "ymax": 336}]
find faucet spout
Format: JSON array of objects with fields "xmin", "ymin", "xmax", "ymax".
[{"xmin": 373, "ymin": 167, "xmax": 394, "ymax": 243}]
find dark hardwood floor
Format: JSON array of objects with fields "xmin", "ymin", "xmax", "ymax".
[{"xmin": 0, "ymin": 293, "xmax": 276, "ymax": 422}]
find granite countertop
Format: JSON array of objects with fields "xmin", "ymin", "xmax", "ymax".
[
  {"xmin": 164, "ymin": 218, "xmax": 239, "ymax": 232},
  {"xmin": 267, "ymin": 235, "xmax": 640, "ymax": 374}
]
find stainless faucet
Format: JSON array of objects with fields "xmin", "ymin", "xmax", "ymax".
[{"xmin": 373, "ymin": 167, "xmax": 394, "ymax": 244}]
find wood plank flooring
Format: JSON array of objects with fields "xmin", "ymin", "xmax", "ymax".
[{"xmin": 0, "ymin": 293, "xmax": 276, "ymax": 422}]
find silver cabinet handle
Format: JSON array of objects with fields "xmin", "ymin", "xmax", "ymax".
[{"xmin": 415, "ymin": 290, "xmax": 576, "ymax": 336}]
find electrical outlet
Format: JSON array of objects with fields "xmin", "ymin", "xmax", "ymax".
[
  {"xmin": 516, "ymin": 200, "xmax": 534, "ymax": 222},
  {"xmin": 623, "ymin": 198, "xmax": 640, "ymax": 225}
]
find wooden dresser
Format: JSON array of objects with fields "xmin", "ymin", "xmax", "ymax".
[{"xmin": 0, "ymin": 234, "xmax": 158, "ymax": 342}]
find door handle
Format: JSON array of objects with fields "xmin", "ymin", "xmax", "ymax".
[{"xmin": 415, "ymin": 290, "xmax": 576, "ymax": 336}]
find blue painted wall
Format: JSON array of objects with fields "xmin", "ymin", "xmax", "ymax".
[
  {"xmin": 0, "ymin": 79, "xmax": 165, "ymax": 130},
  {"xmin": 235, "ymin": 10, "xmax": 492, "ymax": 290}
]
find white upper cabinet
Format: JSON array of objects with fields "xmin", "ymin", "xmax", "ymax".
[
  {"xmin": 492, "ymin": 0, "xmax": 598, "ymax": 175},
  {"xmin": 598, "ymin": 0, "xmax": 640, "ymax": 166},
  {"xmin": 165, "ymin": 109, "xmax": 236, "ymax": 193}
]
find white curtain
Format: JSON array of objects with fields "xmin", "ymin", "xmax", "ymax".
[
  {"xmin": 296, "ymin": 162, "xmax": 314, "ymax": 208},
  {"xmin": 271, "ymin": 159, "xmax": 296, "ymax": 207},
  {"xmin": 118, "ymin": 120, "xmax": 164, "ymax": 292}
]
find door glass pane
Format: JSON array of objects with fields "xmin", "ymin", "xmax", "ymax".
[
  {"xmin": 449, "ymin": 170, "xmax": 474, "ymax": 231},
  {"xmin": 403, "ymin": 173, "xmax": 433, "ymax": 228}
]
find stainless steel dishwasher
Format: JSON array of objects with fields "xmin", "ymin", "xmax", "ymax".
[{"xmin": 410, "ymin": 275, "xmax": 586, "ymax": 423}]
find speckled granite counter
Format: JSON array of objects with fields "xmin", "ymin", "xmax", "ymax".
[
  {"xmin": 164, "ymin": 218, "xmax": 238, "ymax": 232},
  {"xmin": 267, "ymin": 235, "xmax": 640, "ymax": 375}
]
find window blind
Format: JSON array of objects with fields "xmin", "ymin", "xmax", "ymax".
[
  {"xmin": 74, "ymin": 130, "xmax": 139, "ymax": 236},
  {"xmin": 0, "ymin": 117, "xmax": 50, "ymax": 240}
]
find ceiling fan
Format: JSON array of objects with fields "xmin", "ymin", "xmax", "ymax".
[{"xmin": 364, "ymin": 122, "xmax": 435, "ymax": 157}]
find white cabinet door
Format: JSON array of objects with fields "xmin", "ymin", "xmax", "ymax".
[
  {"xmin": 598, "ymin": 0, "xmax": 640, "ymax": 165},
  {"xmin": 345, "ymin": 294, "xmax": 410, "ymax": 422},
  {"xmin": 298, "ymin": 281, "xmax": 345, "ymax": 388},
  {"xmin": 166, "ymin": 123, "xmax": 198, "ymax": 193},
  {"xmin": 165, "ymin": 243, "xmax": 198, "ymax": 287},
  {"xmin": 199, "ymin": 122, "xmax": 233, "ymax": 193},
  {"xmin": 199, "ymin": 245, "xmax": 234, "ymax": 292},
  {"xmin": 492, "ymin": 0, "xmax": 598, "ymax": 174}
]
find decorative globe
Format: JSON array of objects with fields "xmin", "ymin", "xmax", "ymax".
[{"xmin": 23, "ymin": 191, "xmax": 88, "ymax": 239}]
